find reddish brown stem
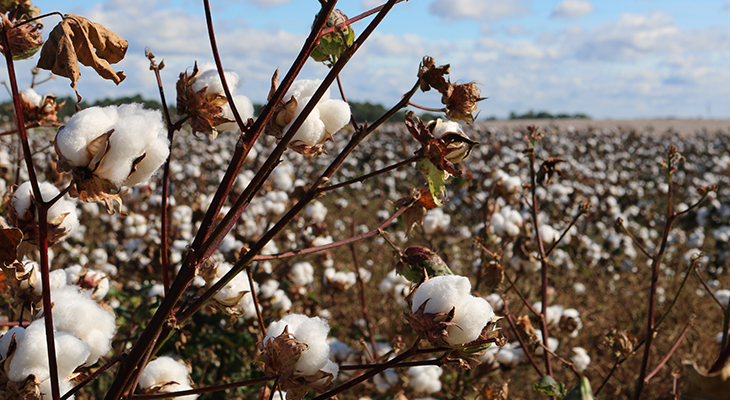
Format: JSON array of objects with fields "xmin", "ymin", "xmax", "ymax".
[
  {"xmin": 407, "ymin": 101, "xmax": 446, "ymax": 113},
  {"xmin": 349, "ymin": 235, "xmax": 378, "ymax": 359},
  {"xmin": 130, "ymin": 376, "xmax": 274, "ymax": 398},
  {"xmin": 318, "ymin": 156, "xmax": 422, "ymax": 193},
  {"xmin": 318, "ymin": 0, "xmax": 407, "ymax": 37},
  {"xmin": 644, "ymin": 319, "xmax": 692, "ymax": 382},
  {"xmin": 504, "ymin": 302, "xmax": 543, "ymax": 376}
]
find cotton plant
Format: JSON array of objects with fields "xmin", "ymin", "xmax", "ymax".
[
  {"xmin": 259, "ymin": 314, "xmax": 339, "ymax": 399},
  {"xmin": 406, "ymin": 275, "xmax": 503, "ymax": 365},
  {"xmin": 137, "ymin": 356, "xmax": 197, "ymax": 400},
  {"xmin": 200, "ymin": 261, "xmax": 259, "ymax": 318},
  {"xmin": 11, "ymin": 181, "xmax": 80, "ymax": 245},
  {"xmin": 267, "ymin": 78, "xmax": 351, "ymax": 156},
  {"xmin": 176, "ymin": 62, "xmax": 254, "ymax": 138},
  {"xmin": 53, "ymin": 103, "xmax": 170, "ymax": 212}
]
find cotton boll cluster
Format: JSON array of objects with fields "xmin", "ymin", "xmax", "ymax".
[
  {"xmin": 409, "ymin": 275, "xmax": 495, "ymax": 346},
  {"xmin": 261, "ymin": 314, "xmax": 338, "ymax": 395},
  {"xmin": 138, "ymin": 356, "xmax": 197, "ymax": 400},
  {"xmin": 276, "ymin": 79, "xmax": 350, "ymax": 155},
  {"xmin": 305, "ymin": 201, "xmax": 328, "ymax": 223},
  {"xmin": 12, "ymin": 181, "xmax": 79, "ymax": 243},
  {"xmin": 33, "ymin": 265, "xmax": 110, "ymax": 301},
  {"xmin": 571, "ymin": 347, "xmax": 591, "ymax": 372},
  {"xmin": 407, "ymin": 365, "xmax": 442, "ymax": 394},
  {"xmin": 265, "ymin": 191, "xmax": 289, "ymax": 216},
  {"xmin": 54, "ymin": 104, "xmax": 170, "ymax": 190},
  {"xmin": 123, "ymin": 213, "xmax": 148, "ymax": 237},
  {"xmin": 490, "ymin": 206, "xmax": 522, "ymax": 238},
  {"xmin": 379, "ymin": 269, "xmax": 411, "ymax": 307},
  {"xmin": 202, "ymin": 262, "xmax": 259, "ymax": 318},
  {"xmin": 258, "ymin": 279, "xmax": 292, "ymax": 312},
  {"xmin": 7, "ymin": 320, "xmax": 90, "ymax": 400},
  {"xmin": 492, "ymin": 169, "xmax": 522, "ymax": 197},
  {"xmin": 533, "ymin": 302, "xmax": 583, "ymax": 338},
  {"xmin": 422, "ymin": 208, "xmax": 451, "ymax": 235},
  {"xmin": 490, "ymin": 342, "xmax": 527, "ymax": 368}
]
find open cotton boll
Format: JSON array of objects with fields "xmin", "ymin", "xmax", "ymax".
[
  {"xmin": 407, "ymin": 365, "xmax": 442, "ymax": 394},
  {"xmin": 191, "ymin": 68, "xmax": 239, "ymax": 95},
  {"xmin": 54, "ymin": 106, "xmax": 119, "ymax": 166},
  {"xmin": 8, "ymin": 320, "xmax": 90, "ymax": 383},
  {"xmin": 571, "ymin": 347, "xmax": 591, "ymax": 373},
  {"xmin": 317, "ymin": 98, "xmax": 350, "ymax": 134},
  {"xmin": 217, "ymin": 94, "xmax": 255, "ymax": 132},
  {"xmin": 265, "ymin": 314, "xmax": 331, "ymax": 376},
  {"xmin": 305, "ymin": 201, "xmax": 328, "ymax": 223},
  {"xmin": 290, "ymin": 261, "xmax": 314, "ymax": 286},
  {"xmin": 123, "ymin": 137, "xmax": 170, "ymax": 186},
  {"xmin": 13, "ymin": 182, "xmax": 59, "ymax": 219},
  {"xmin": 539, "ymin": 225, "xmax": 560, "ymax": 247},
  {"xmin": 43, "ymin": 285, "xmax": 116, "ymax": 365},
  {"xmin": 716, "ymin": 289, "xmax": 730, "ymax": 308},
  {"xmin": 138, "ymin": 356, "xmax": 197, "ymax": 400}
]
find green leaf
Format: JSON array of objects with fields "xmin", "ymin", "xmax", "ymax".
[
  {"xmin": 533, "ymin": 375, "xmax": 567, "ymax": 397},
  {"xmin": 564, "ymin": 377, "xmax": 594, "ymax": 400},
  {"xmin": 311, "ymin": 27, "xmax": 354, "ymax": 63},
  {"xmin": 416, "ymin": 159, "xmax": 446, "ymax": 207}
]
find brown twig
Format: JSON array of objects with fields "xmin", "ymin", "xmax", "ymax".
[
  {"xmin": 615, "ymin": 218, "xmax": 654, "ymax": 260},
  {"xmin": 318, "ymin": 156, "xmax": 422, "ymax": 193},
  {"xmin": 504, "ymin": 301, "xmax": 543, "ymax": 376},
  {"xmin": 130, "ymin": 376, "xmax": 274, "ymax": 398},
  {"xmin": 644, "ymin": 319, "xmax": 692, "ymax": 382}
]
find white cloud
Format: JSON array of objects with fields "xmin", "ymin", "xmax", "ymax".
[
  {"xmin": 551, "ymin": 0, "xmax": 594, "ymax": 19},
  {"xmin": 246, "ymin": 0, "xmax": 292, "ymax": 7},
  {"xmin": 429, "ymin": 0, "xmax": 530, "ymax": 22}
]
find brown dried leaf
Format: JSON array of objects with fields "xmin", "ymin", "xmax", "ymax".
[
  {"xmin": 37, "ymin": 14, "xmax": 128, "ymax": 101},
  {"xmin": 682, "ymin": 360, "xmax": 730, "ymax": 400},
  {"xmin": 419, "ymin": 56, "xmax": 451, "ymax": 93},
  {"xmin": 0, "ymin": 228, "xmax": 23, "ymax": 267},
  {"xmin": 0, "ymin": 0, "xmax": 39, "ymax": 18}
]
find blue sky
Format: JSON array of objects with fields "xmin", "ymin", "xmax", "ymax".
[{"xmin": 7, "ymin": 0, "xmax": 730, "ymax": 119}]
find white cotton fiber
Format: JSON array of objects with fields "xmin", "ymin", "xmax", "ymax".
[
  {"xmin": 32, "ymin": 269, "xmax": 67, "ymax": 296},
  {"xmin": 13, "ymin": 182, "xmax": 79, "ymax": 241},
  {"xmin": 94, "ymin": 104, "xmax": 166, "ymax": 185},
  {"xmin": 411, "ymin": 275, "xmax": 471, "ymax": 314},
  {"xmin": 305, "ymin": 201, "xmax": 328, "ymax": 223},
  {"xmin": 21, "ymin": 88, "xmax": 42, "ymax": 107},
  {"xmin": 209, "ymin": 262, "xmax": 259, "ymax": 312},
  {"xmin": 218, "ymin": 94, "xmax": 255, "ymax": 132},
  {"xmin": 124, "ymin": 137, "xmax": 170, "ymax": 186},
  {"xmin": 290, "ymin": 262, "xmax": 314, "ymax": 286},
  {"xmin": 285, "ymin": 79, "xmax": 329, "ymax": 102},
  {"xmin": 571, "ymin": 347, "xmax": 590, "ymax": 372},
  {"xmin": 265, "ymin": 314, "xmax": 331, "ymax": 376},
  {"xmin": 192, "ymin": 69, "xmax": 239, "ymax": 95},
  {"xmin": 432, "ymin": 120, "xmax": 463, "ymax": 136},
  {"xmin": 288, "ymin": 97, "xmax": 325, "ymax": 146},
  {"xmin": 55, "ymin": 106, "xmax": 119, "ymax": 166},
  {"xmin": 43, "ymin": 286, "xmax": 116, "ymax": 365},
  {"xmin": 138, "ymin": 356, "xmax": 197, "ymax": 400},
  {"xmin": 46, "ymin": 196, "xmax": 79, "ymax": 237},
  {"xmin": 447, "ymin": 296, "xmax": 494, "ymax": 345},
  {"xmin": 8, "ymin": 320, "xmax": 90, "ymax": 383},
  {"xmin": 317, "ymin": 99, "xmax": 350, "ymax": 134},
  {"xmin": 0, "ymin": 326, "xmax": 26, "ymax": 359},
  {"xmin": 407, "ymin": 365, "xmax": 442, "ymax": 394},
  {"xmin": 13, "ymin": 182, "xmax": 58, "ymax": 220}
]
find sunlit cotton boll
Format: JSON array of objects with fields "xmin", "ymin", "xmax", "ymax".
[
  {"xmin": 284, "ymin": 79, "xmax": 349, "ymax": 146},
  {"xmin": 54, "ymin": 104, "xmax": 169, "ymax": 187},
  {"xmin": 716, "ymin": 289, "xmax": 730, "ymax": 308},
  {"xmin": 264, "ymin": 314, "xmax": 332, "ymax": 376},
  {"xmin": 41, "ymin": 285, "xmax": 117, "ymax": 365},
  {"xmin": 571, "ymin": 347, "xmax": 591, "ymax": 373},
  {"xmin": 490, "ymin": 206, "xmax": 522, "ymax": 238},
  {"xmin": 209, "ymin": 262, "xmax": 260, "ymax": 319},
  {"xmin": 13, "ymin": 182, "xmax": 79, "ymax": 241},
  {"xmin": 411, "ymin": 275, "xmax": 495, "ymax": 345},
  {"xmin": 407, "ymin": 365, "xmax": 442, "ymax": 394},
  {"xmin": 138, "ymin": 356, "xmax": 197, "ymax": 400},
  {"xmin": 379, "ymin": 269, "xmax": 411, "ymax": 307},
  {"xmin": 305, "ymin": 201, "xmax": 328, "ymax": 223},
  {"xmin": 290, "ymin": 261, "xmax": 315, "ymax": 287}
]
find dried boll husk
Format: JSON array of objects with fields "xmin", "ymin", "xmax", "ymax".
[{"xmin": 10, "ymin": 181, "xmax": 79, "ymax": 245}]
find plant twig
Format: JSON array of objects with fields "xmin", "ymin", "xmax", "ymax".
[
  {"xmin": 503, "ymin": 301, "xmax": 543, "ymax": 377},
  {"xmin": 318, "ymin": 156, "xmax": 422, "ymax": 193},
  {"xmin": 130, "ymin": 376, "xmax": 274, "ymax": 398},
  {"xmin": 644, "ymin": 319, "xmax": 692, "ymax": 382},
  {"xmin": 616, "ymin": 217, "xmax": 654, "ymax": 260}
]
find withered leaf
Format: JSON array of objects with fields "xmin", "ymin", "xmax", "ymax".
[
  {"xmin": 0, "ymin": 228, "xmax": 23, "ymax": 267},
  {"xmin": 37, "ymin": 14, "xmax": 128, "ymax": 101},
  {"xmin": 682, "ymin": 360, "xmax": 730, "ymax": 400}
]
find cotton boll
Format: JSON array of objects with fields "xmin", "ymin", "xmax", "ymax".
[
  {"xmin": 264, "ymin": 314, "xmax": 331, "ymax": 376},
  {"xmin": 286, "ymin": 79, "xmax": 329, "ymax": 102},
  {"xmin": 539, "ymin": 225, "xmax": 560, "ymax": 247},
  {"xmin": 571, "ymin": 347, "xmax": 590, "ymax": 372},
  {"xmin": 290, "ymin": 261, "xmax": 314, "ymax": 286},
  {"xmin": 138, "ymin": 356, "xmax": 197, "ymax": 400},
  {"xmin": 407, "ymin": 365, "xmax": 442, "ymax": 394},
  {"xmin": 13, "ymin": 182, "xmax": 55, "ymax": 219},
  {"xmin": 447, "ymin": 295, "xmax": 495, "ymax": 345},
  {"xmin": 219, "ymin": 95, "xmax": 254, "ymax": 131},
  {"xmin": 432, "ymin": 120, "xmax": 463, "ymax": 136},
  {"xmin": 305, "ymin": 201, "xmax": 328, "ymax": 223},
  {"xmin": 55, "ymin": 106, "xmax": 119, "ymax": 166},
  {"xmin": 43, "ymin": 286, "xmax": 116, "ymax": 365},
  {"xmin": 191, "ymin": 68, "xmax": 239, "ymax": 95},
  {"xmin": 373, "ymin": 368, "xmax": 398, "ymax": 393},
  {"xmin": 716, "ymin": 289, "xmax": 730, "ymax": 308},
  {"xmin": 317, "ymin": 99, "xmax": 350, "ymax": 134}
]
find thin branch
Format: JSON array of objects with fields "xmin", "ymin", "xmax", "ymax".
[
  {"xmin": 318, "ymin": 0, "xmax": 407, "ymax": 37},
  {"xmin": 693, "ymin": 266, "xmax": 726, "ymax": 311},
  {"xmin": 407, "ymin": 101, "xmax": 446, "ymax": 113},
  {"xmin": 616, "ymin": 217, "xmax": 654, "ymax": 260},
  {"xmin": 502, "ymin": 269, "xmax": 540, "ymax": 317},
  {"xmin": 61, "ymin": 355, "xmax": 123, "ymax": 400},
  {"xmin": 131, "ymin": 376, "xmax": 274, "ymax": 399},
  {"xmin": 643, "ymin": 319, "xmax": 692, "ymax": 382},
  {"xmin": 545, "ymin": 208, "xmax": 585, "ymax": 256},
  {"xmin": 318, "ymin": 156, "xmax": 422, "ymax": 193},
  {"xmin": 503, "ymin": 302, "xmax": 543, "ymax": 377},
  {"xmin": 537, "ymin": 341, "xmax": 581, "ymax": 380}
]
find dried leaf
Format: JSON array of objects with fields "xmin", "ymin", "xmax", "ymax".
[
  {"xmin": 37, "ymin": 14, "xmax": 128, "ymax": 101},
  {"xmin": 0, "ymin": 228, "xmax": 22, "ymax": 267}
]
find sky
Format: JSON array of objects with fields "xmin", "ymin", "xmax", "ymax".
[{"xmin": 6, "ymin": 0, "xmax": 730, "ymax": 119}]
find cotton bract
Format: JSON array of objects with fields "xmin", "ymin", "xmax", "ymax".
[{"xmin": 12, "ymin": 181, "xmax": 79, "ymax": 244}]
